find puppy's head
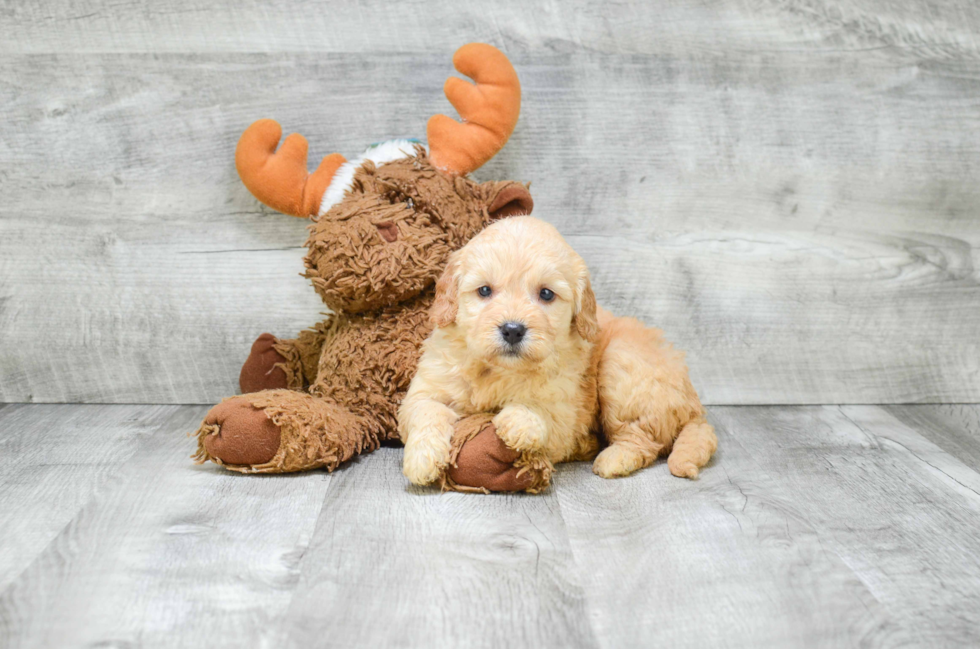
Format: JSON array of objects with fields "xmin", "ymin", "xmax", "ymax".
[{"xmin": 431, "ymin": 216, "xmax": 599, "ymax": 366}]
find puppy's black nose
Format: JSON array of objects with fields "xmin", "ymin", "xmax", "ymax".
[{"xmin": 499, "ymin": 322, "xmax": 527, "ymax": 346}]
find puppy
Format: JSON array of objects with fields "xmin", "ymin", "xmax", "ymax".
[
  {"xmin": 398, "ymin": 216, "xmax": 601, "ymax": 486},
  {"xmin": 399, "ymin": 216, "xmax": 717, "ymax": 487}
]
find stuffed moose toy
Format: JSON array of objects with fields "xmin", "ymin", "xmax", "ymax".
[{"xmin": 193, "ymin": 43, "xmax": 553, "ymax": 491}]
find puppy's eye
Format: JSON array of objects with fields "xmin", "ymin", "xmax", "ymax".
[
  {"xmin": 539, "ymin": 288, "xmax": 555, "ymax": 303},
  {"xmin": 477, "ymin": 286, "xmax": 493, "ymax": 298}
]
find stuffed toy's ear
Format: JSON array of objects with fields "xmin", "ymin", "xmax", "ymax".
[
  {"xmin": 487, "ymin": 182, "xmax": 533, "ymax": 220},
  {"xmin": 236, "ymin": 119, "xmax": 347, "ymax": 218},
  {"xmin": 573, "ymin": 272, "xmax": 600, "ymax": 343},
  {"xmin": 431, "ymin": 254, "xmax": 462, "ymax": 328}
]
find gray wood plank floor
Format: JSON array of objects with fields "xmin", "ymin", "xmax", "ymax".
[
  {"xmin": 2, "ymin": 0, "xmax": 979, "ymax": 405},
  {"xmin": 2, "ymin": 403, "xmax": 979, "ymax": 648}
]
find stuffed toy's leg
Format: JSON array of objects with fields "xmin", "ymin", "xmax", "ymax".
[
  {"xmin": 238, "ymin": 326, "xmax": 327, "ymax": 393},
  {"xmin": 194, "ymin": 394, "xmax": 553, "ymax": 487},
  {"xmin": 192, "ymin": 389, "xmax": 383, "ymax": 473},
  {"xmin": 439, "ymin": 414, "xmax": 554, "ymax": 494}
]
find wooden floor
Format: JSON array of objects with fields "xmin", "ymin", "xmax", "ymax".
[{"xmin": 1, "ymin": 403, "xmax": 978, "ymax": 648}]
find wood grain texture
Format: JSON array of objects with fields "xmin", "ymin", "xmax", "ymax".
[
  {"xmin": 553, "ymin": 412, "xmax": 903, "ymax": 648},
  {"xmin": 2, "ymin": 0, "xmax": 980, "ymax": 57},
  {"xmin": 0, "ymin": 404, "xmax": 169, "ymax": 591},
  {"xmin": 1, "ymin": 1, "xmax": 979, "ymax": 404},
  {"xmin": 2, "ymin": 404, "xmax": 980, "ymax": 646},
  {"xmin": 280, "ymin": 450, "xmax": 598, "ymax": 649},
  {"xmin": 0, "ymin": 405, "xmax": 333, "ymax": 648},
  {"xmin": 711, "ymin": 405, "xmax": 980, "ymax": 647},
  {"xmin": 885, "ymin": 404, "xmax": 980, "ymax": 472},
  {"xmin": 555, "ymin": 404, "xmax": 980, "ymax": 647}
]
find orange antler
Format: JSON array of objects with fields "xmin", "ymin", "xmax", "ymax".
[
  {"xmin": 235, "ymin": 119, "xmax": 347, "ymax": 217},
  {"xmin": 427, "ymin": 43, "xmax": 521, "ymax": 176}
]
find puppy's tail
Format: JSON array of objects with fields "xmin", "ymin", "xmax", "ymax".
[{"xmin": 667, "ymin": 418, "xmax": 717, "ymax": 479}]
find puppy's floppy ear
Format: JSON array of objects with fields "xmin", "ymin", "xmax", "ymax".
[
  {"xmin": 431, "ymin": 252, "xmax": 462, "ymax": 328},
  {"xmin": 486, "ymin": 182, "xmax": 533, "ymax": 221},
  {"xmin": 572, "ymin": 272, "xmax": 600, "ymax": 343}
]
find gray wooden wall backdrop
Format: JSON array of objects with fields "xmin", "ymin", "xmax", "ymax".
[{"xmin": 1, "ymin": 0, "xmax": 978, "ymax": 405}]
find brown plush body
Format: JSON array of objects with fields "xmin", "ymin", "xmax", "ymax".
[{"xmin": 202, "ymin": 296, "xmax": 431, "ymax": 473}]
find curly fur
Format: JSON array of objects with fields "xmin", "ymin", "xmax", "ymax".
[
  {"xmin": 591, "ymin": 308, "xmax": 718, "ymax": 479},
  {"xmin": 398, "ymin": 216, "xmax": 717, "ymax": 485},
  {"xmin": 303, "ymin": 152, "xmax": 509, "ymax": 313},
  {"xmin": 192, "ymin": 151, "xmax": 534, "ymax": 473},
  {"xmin": 399, "ymin": 217, "xmax": 603, "ymax": 487}
]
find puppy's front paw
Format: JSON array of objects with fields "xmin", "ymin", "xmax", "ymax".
[
  {"xmin": 402, "ymin": 431, "xmax": 452, "ymax": 486},
  {"xmin": 493, "ymin": 406, "xmax": 548, "ymax": 453},
  {"xmin": 593, "ymin": 444, "xmax": 646, "ymax": 479}
]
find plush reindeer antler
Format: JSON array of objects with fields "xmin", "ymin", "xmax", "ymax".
[
  {"xmin": 427, "ymin": 43, "xmax": 521, "ymax": 176},
  {"xmin": 235, "ymin": 119, "xmax": 347, "ymax": 218}
]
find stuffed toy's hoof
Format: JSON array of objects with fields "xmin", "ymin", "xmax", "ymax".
[
  {"xmin": 193, "ymin": 397, "xmax": 282, "ymax": 468},
  {"xmin": 239, "ymin": 333, "xmax": 289, "ymax": 393},
  {"xmin": 194, "ymin": 390, "xmax": 382, "ymax": 473},
  {"xmin": 441, "ymin": 414, "xmax": 553, "ymax": 494}
]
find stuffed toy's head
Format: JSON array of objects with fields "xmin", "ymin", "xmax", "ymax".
[{"xmin": 234, "ymin": 43, "xmax": 533, "ymax": 314}]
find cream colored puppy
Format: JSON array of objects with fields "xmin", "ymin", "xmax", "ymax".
[
  {"xmin": 399, "ymin": 216, "xmax": 718, "ymax": 487},
  {"xmin": 398, "ymin": 216, "xmax": 601, "ymax": 486}
]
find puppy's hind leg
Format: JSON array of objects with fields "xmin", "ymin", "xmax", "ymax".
[
  {"xmin": 592, "ymin": 423, "xmax": 662, "ymax": 479},
  {"xmin": 592, "ymin": 313, "xmax": 716, "ymax": 479},
  {"xmin": 667, "ymin": 418, "xmax": 717, "ymax": 479}
]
